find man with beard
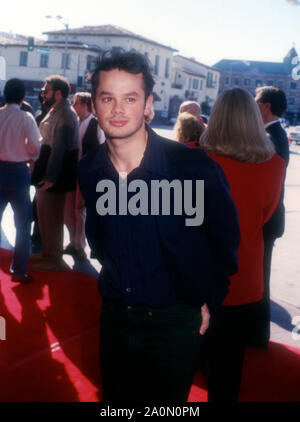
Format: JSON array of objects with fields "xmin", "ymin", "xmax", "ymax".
[{"xmin": 31, "ymin": 75, "xmax": 79, "ymax": 272}]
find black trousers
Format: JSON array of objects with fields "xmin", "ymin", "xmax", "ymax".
[
  {"xmin": 99, "ymin": 300, "xmax": 204, "ymax": 403},
  {"xmin": 207, "ymin": 301, "xmax": 264, "ymax": 402}
]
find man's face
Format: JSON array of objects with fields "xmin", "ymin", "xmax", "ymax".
[
  {"xmin": 255, "ymin": 95, "xmax": 269, "ymax": 123},
  {"xmin": 93, "ymin": 69, "xmax": 153, "ymax": 140},
  {"xmin": 73, "ymin": 96, "xmax": 86, "ymax": 120},
  {"xmin": 41, "ymin": 82, "xmax": 56, "ymax": 108}
]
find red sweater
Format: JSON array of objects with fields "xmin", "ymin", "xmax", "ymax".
[{"xmin": 208, "ymin": 153, "xmax": 285, "ymax": 305}]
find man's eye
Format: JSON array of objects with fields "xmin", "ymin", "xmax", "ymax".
[
  {"xmin": 126, "ymin": 97, "xmax": 136, "ymax": 103},
  {"xmin": 102, "ymin": 97, "xmax": 112, "ymax": 103}
]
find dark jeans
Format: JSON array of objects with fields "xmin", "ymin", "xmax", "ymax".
[
  {"xmin": 100, "ymin": 300, "xmax": 204, "ymax": 403},
  {"xmin": 0, "ymin": 161, "xmax": 32, "ymax": 275}
]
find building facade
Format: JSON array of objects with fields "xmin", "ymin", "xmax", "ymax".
[
  {"xmin": 169, "ymin": 55, "xmax": 220, "ymax": 118},
  {"xmin": 214, "ymin": 47, "xmax": 300, "ymax": 124},
  {"xmin": 0, "ymin": 26, "xmax": 220, "ymax": 120}
]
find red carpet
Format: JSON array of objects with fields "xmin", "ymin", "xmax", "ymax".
[{"xmin": 0, "ymin": 248, "xmax": 300, "ymax": 402}]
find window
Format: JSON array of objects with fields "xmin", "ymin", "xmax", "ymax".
[
  {"xmin": 86, "ymin": 55, "xmax": 96, "ymax": 72},
  {"xmin": 154, "ymin": 55, "xmax": 160, "ymax": 75},
  {"xmin": 19, "ymin": 51, "xmax": 28, "ymax": 67},
  {"xmin": 256, "ymin": 79, "xmax": 263, "ymax": 87},
  {"xmin": 244, "ymin": 78, "xmax": 251, "ymax": 86},
  {"xmin": 61, "ymin": 53, "xmax": 70, "ymax": 70},
  {"xmin": 193, "ymin": 79, "xmax": 199, "ymax": 90},
  {"xmin": 165, "ymin": 58, "xmax": 170, "ymax": 79},
  {"xmin": 288, "ymin": 97, "xmax": 295, "ymax": 105},
  {"xmin": 200, "ymin": 80, "xmax": 203, "ymax": 90},
  {"xmin": 290, "ymin": 82, "xmax": 297, "ymax": 89},
  {"xmin": 234, "ymin": 78, "xmax": 239, "ymax": 86},
  {"xmin": 188, "ymin": 78, "xmax": 192, "ymax": 89},
  {"xmin": 277, "ymin": 80, "xmax": 284, "ymax": 89},
  {"xmin": 40, "ymin": 54, "xmax": 49, "ymax": 68},
  {"xmin": 207, "ymin": 72, "xmax": 213, "ymax": 88},
  {"xmin": 225, "ymin": 76, "xmax": 230, "ymax": 85},
  {"xmin": 267, "ymin": 80, "xmax": 274, "ymax": 86}
]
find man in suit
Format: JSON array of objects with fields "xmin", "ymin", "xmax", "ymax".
[
  {"xmin": 78, "ymin": 49, "xmax": 240, "ymax": 402},
  {"xmin": 255, "ymin": 86, "xmax": 289, "ymax": 347},
  {"xmin": 64, "ymin": 92, "xmax": 105, "ymax": 261}
]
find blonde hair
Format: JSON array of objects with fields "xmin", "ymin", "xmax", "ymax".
[
  {"xmin": 175, "ymin": 112, "xmax": 205, "ymax": 144},
  {"xmin": 200, "ymin": 88, "xmax": 275, "ymax": 163}
]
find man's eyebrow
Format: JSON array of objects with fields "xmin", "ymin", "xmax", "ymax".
[{"xmin": 97, "ymin": 91, "xmax": 140, "ymax": 97}]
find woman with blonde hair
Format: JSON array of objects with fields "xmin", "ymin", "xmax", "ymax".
[
  {"xmin": 175, "ymin": 112, "xmax": 205, "ymax": 147},
  {"xmin": 200, "ymin": 88, "xmax": 285, "ymax": 402}
]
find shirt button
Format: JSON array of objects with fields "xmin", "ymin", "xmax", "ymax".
[
  {"xmin": 148, "ymin": 312, "xmax": 153, "ymax": 317},
  {"xmin": 126, "ymin": 288, "xmax": 132, "ymax": 293}
]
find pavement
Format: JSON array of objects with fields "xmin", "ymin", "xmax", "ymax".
[{"xmin": 1, "ymin": 125, "xmax": 299, "ymax": 350}]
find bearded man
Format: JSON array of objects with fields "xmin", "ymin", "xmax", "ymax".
[{"xmin": 31, "ymin": 75, "xmax": 79, "ymax": 271}]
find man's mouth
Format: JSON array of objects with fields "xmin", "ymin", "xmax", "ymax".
[{"xmin": 109, "ymin": 119, "xmax": 128, "ymax": 127}]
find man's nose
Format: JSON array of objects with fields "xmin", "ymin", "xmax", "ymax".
[{"xmin": 112, "ymin": 99, "xmax": 124, "ymax": 114}]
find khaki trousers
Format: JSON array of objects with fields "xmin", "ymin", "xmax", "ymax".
[{"xmin": 36, "ymin": 190, "xmax": 66, "ymax": 260}]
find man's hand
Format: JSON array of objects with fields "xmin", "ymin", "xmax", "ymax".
[
  {"xmin": 38, "ymin": 180, "xmax": 54, "ymax": 192},
  {"xmin": 199, "ymin": 303, "xmax": 210, "ymax": 335}
]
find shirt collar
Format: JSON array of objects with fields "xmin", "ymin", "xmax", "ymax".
[
  {"xmin": 265, "ymin": 119, "xmax": 280, "ymax": 129},
  {"xmin": 80, "ymin": 113, "xmax": 93, "ymax": 125},
  {"xmin": 6, "ymin": 103, "xmax": 20, "ymax": 110}
]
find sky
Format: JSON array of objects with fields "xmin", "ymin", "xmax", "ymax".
[{"xmin": 2, "ymin": 0, "xmax": 300, "ymax": 66}]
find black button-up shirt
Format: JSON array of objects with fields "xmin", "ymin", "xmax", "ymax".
[{"xmin": 92, "ymin": 134, "xmax": 178, "ymax": 308}]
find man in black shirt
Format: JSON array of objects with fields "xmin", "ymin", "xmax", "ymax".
[{"xmin": 78, "ymin": 49, "xmax": 240, "ymax": 402}]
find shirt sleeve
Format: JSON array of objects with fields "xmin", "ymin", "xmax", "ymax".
[{"xmin": 24, "ymin": 113, "xmax": 42, "ymax": 161}]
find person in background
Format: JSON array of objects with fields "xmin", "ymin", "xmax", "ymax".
[
  {"xmin": 31, "ymin": 92, "xmax": 52, "ymax": 253},
  {"xmin": 179, "ymin": 100, "xmax": 207, "ymax": 126},
  {"xmin": 175, "ymin": 111, "xmax": 205, "ymax": 147},
  {"xmin": 31, "ymin": 75, "xmax": 79, "ymax": 272},
  {"xmin": 21, "ymin": 100, "xmax": 34, "ymax": 116},
  {"xmin": 0, "ymin": 79, "xmax": 41, "ymax": 283},
  {"xmin": 64, "ymin": 92, "xmax": 105, "ymax": 262},
  {"xmin": 200, "ymin": 88, "xmax": 285, "ymax": 402},
  {"xmin": 255, "ymin": 86, "xmax": 289, "ymax": 348}
]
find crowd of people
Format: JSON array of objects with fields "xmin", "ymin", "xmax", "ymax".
[{"xmin": 0, "ymin": 48, "xmax": 289, "ymax": 402}]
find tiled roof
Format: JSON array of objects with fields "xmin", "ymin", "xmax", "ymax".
[
  {"xmin": 43, "ymin": 24, "xmax": 177, "ymax": 51},
  {"xmin": 214, "ymin": 59, "xmax": 291, "ymax": 75}
]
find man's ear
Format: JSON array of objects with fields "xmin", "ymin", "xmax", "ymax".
[
  {"xmin": 55, "ymin": 90, "xmax": 61, "ymax": 102},
  {"xmin": 145, "ymin": 94, "xmax": 153, "ymax": 115}
]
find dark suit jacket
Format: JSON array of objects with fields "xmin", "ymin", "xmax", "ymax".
[
  {"xmin": 81, "ymin": 116, "xmax": 100, "ymax": 156},
  {"xmin": 264, "ymin": 121, "xmax": 289, "ymax": 238},
  {"xmin": 78, "ymin": 127, "xmax": 240, "ymax": 309}
]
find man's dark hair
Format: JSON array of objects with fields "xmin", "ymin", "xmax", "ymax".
[
  {"xmin": 255, "ymin": 86, "xmax": 287, "ymax": 117},
  {"xmin": 4, "ymin": 78, "xmax": 25, "ymax": 104},
  {"xmin": 45, "ymin": 75, "xmax": 70, "ymax": 99},
  {"xmin": 91, "ymin": 49, "xmax": 155, "ymax": 101}
]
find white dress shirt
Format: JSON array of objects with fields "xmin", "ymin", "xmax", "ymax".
[
  {"xmin": 265, "ymin": 119, "xmax": 280, "ymax": 129},
  {"xmin": 0, "ymin": 103, "xmax": 41, "ymax": 162}
]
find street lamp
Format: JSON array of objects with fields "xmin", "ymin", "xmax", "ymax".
[{"xmin": 46, "ymin": 15, "xmax": 69, "ymax": 76}]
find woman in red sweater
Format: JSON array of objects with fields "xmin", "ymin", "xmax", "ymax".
[{"xmin": 200, "ymin": 88, "xmax": 285, "ymax": 402}]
